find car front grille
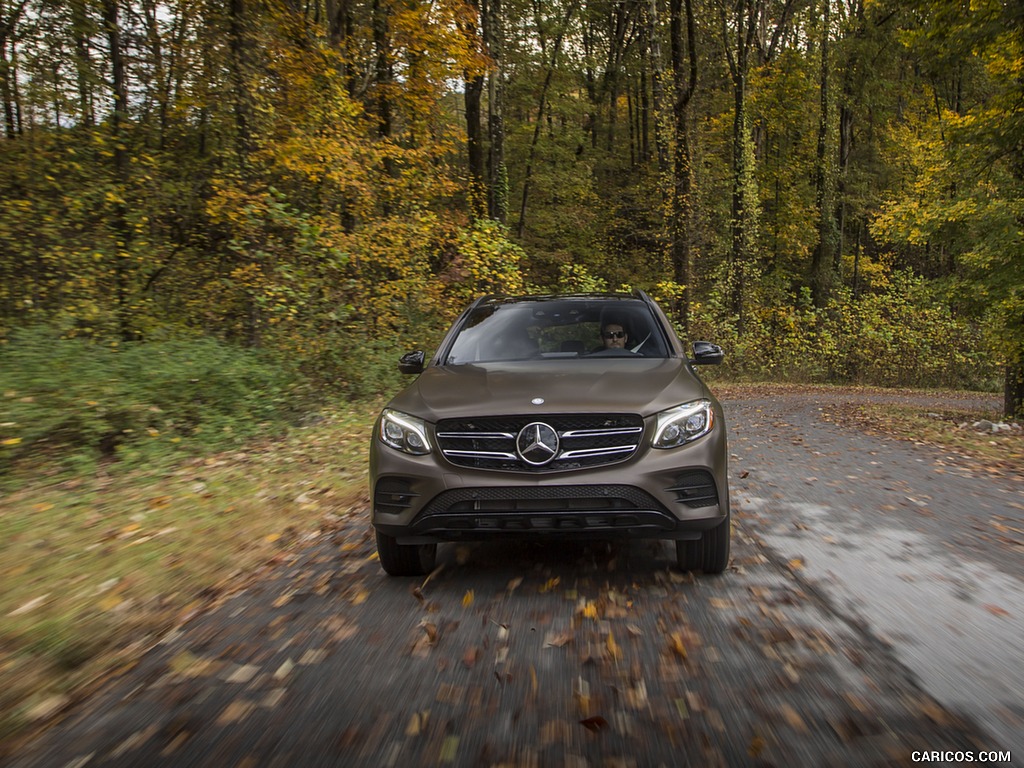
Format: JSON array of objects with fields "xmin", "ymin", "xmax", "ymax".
[{"xmin": 436, "ymin": 413, "xmax": 644, "ymax": 472}]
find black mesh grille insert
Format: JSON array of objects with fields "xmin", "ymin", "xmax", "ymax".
[
  {"xmin": 374, "ymin": 478, "xmax": 419, "ymax": 515},
  {"xmin": 436, "ymin": 413, "xmax": 644, "ymax": 472},
  {"xmin": 420, "ymin": 485, "xmax": 667, "ymax": 517},
  {"xmin": 665, "ymin": 470, "xmax": 718, "ymax": 508}
]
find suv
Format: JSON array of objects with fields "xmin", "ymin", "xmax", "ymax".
[{"xmin": 370, "ymin": 291, "xmax": 730, "ymax": 576}]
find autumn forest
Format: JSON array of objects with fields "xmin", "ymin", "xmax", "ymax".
[{"xmin": 0, "ymin": 0, "xmax": 1022, "ymax": 424}]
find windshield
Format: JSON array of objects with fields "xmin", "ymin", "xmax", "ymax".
[{"xmin": 443, "ymin": 298, "xmax": 671, "ymax": 365}]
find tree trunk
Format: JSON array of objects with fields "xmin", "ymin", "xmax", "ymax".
[
  {"xmin": 1005, "ymin": 362, "xmax": 1024, "ymax": 421},
  {"xmin": 464, "ymin": 0, "xmax": 486, "ymax": 220},
  {"xmin": 103, "ymin": 0, "xmax": 135, "ymax": 341},
  {"xmin": 722, "ymin": 0, "xmax": 762, "ymax": 334},
  {"xmin": 485, "ymin": 0, "xmax": 507, "ymax": 223},
  {"xmin": 1, "ymin": 0, "xmax": 28, "ymax": 138},
  {"xmin": 810, "ymin": 0, "xmax": 837, "ymax": 308},
  {"xmin": 0, "ymin": 37, "xmax": 15, "ymax": 138},
  {"xmin": 603, "ymin": 1, "xmax": 630, "ymax": 153},
  {"xmin": 516, "ymin": 0, "xmax": 579, "ymax": 239},
  {"xmin": 228, "ymin": 0, "xmax": 255, "ymax": 168},
  {"xmin": 730, "ymin": 71, "xmax": 748, "ymax": 329},
  {"xmin": 644, "ymin": 0, "xmax": 668, "ymax": 176},
  {"xmin": 669, "ymin": 0, "xmax": 697, "ymax": 338},
  {"xmin": 639, "ymin": 63, "xmax": 650, "ymax": 163},
  {"xmin": 373, "ymin": 0, "xmax": 395, "ymax": 214},
  {"xmin": 70, "ymin": 0, "xmax": 96, "ymax": 129}
]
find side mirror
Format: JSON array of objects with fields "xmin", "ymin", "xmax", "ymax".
[
  {"xmin": 398, "ymin": 350, "xmax": 425, "ymax": 375},
  {"xmin": 689, "ymin": 341, "xmax": 724, "ymax": 366}
]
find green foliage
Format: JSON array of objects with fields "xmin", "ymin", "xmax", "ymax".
[
  {"xmin": 557, "ymin": 263, "xmax": 608, "ymax": 293},
  {"xmin": 0, "ymin": 327, "xmax": 306, "ymax": 479},
  {"xmin": 0, "ymin": 0, "xmax": 1016, "ymax": 410},
  {"xmin": 690, "ymin": 269, "xmax": 995, "ymax": 390}
]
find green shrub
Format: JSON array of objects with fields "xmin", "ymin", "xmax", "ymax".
[
  {"xmin": 688, "ymin": 270, "xmax": 997, "ymax": 391},
  {"xmin": 0, "ymin": 327, "xmax": 307, "ymax": 478}
]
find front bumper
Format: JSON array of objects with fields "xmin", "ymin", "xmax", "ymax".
[{"xmin": 370, "ymin": 413, "xmax": 729, "ymax": 545}]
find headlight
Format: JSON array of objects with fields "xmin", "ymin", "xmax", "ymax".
[
  {"xmin": 379, "ymin": 409, "xmax": 432, "ymax": 455},
  {"xmin": 652, "ymin": 400, "xmax": 714, "ymax": 449}
]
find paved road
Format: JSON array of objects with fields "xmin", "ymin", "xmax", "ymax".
[
  {"xmin": 726, "ymin": 388, "xmax": 1023, "ymax": 760},
  {"xmin": 5, "ymin": 389, "xmax": 1019, "ymax": 767}
]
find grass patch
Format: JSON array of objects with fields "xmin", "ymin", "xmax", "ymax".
[
  {"xmin": 1, "ymin": 327, "xmax": 309, "ymax": 485},
  {"xmin": 0, "ymin": 401, "xmax": 381, "ymax": 749},
  {"xmin": 827, "ymin": 403, "xmax": 1023, "ymax": 472}
]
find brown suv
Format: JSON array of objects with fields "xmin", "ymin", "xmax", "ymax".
[{"xmin": 370, "ymin": 292, "xmax": 730, "ymax": 576}]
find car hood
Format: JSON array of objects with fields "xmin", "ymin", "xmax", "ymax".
[{"xmin": 388, "ymin": 358, "xmax": 709, "ymax": 422}]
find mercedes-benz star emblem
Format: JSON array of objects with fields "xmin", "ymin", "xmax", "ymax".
[{"xmin": 516, "ymin": 422, "xmax": 560, "ymax": 466}]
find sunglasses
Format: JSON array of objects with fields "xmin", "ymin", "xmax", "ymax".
[{"xmin": 602, "ymin": 331, "xmax": 626, "ymax": 339}]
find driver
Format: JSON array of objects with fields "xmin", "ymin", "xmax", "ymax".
[{"xmin": 601, "ymin": 323, "xmax": 628, "ymax": 350}]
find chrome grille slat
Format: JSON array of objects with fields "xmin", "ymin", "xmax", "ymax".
[
  {"xmin": 561, "ymin": 427, "xmax": 643, "ymax": 438},
  {"xmin": 442, "ymin": 449, "xmax": 518, "ymax": 460},
  {"xmin": 558, "ymin": 445, "xmax": 636, "ymax": 460}
]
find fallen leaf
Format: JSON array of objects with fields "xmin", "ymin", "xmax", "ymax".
[
  {"xmin": 669, "ymin": 632, "xmax": 687, "ymax": 659},
  {"xmin": 299, "ymin": 649, "xmax": 327, "ymax": 665},
  {"xmin": 539, "ymin": 577, "xmax": 561, "ymax": 593},
  {"xmin": 273, "ymin": 658, "xmax": 295, "ymax": 680},
  {"xmin": 788, "ymin": 558, "xmax": 805, "ymax": 571},
  {"xmin": 462, "ymin": 646, "xmax": 480, "ymax": 669},
  {"xmin": 224, "ymin": 665, "xmax": 259, "ymax": 684},
  {"xmin": 439, "ymin": 735, "xmax": 459, "ymax": 763},
  {"xmin": 606, "ymin": 632, "xmax": 622, "ymax": 661},
  {"xmin": 624, "ymin": 679, "xmax": 648, "ymax": 709},
  {"xmin": 673, "ymin": 698, "xmax": 689, "ymax": 719},
  {"xmin": 781, "ymin": 703, "xmax": 808, "ymax": 732},
  {"xmin": 406, "ymin": 711, "xmax": 429, "ymax": 737},
  {"xmin": 748, "ymin": 735, "xmax": 767, "ymax": 757},
  {"xmin": 217, "ymin": 700, "xmax": 254, "ymax": 725},
  {"xmin": 98, "ymin": 595, "xmax": 123, "ymax": 612},
  {"xmin": 579, "ymin": 715, "xmax": 608, "ymax": 733},
  {"xmin": 506, "ymin": 577, "xmax": 523, "ymax": 593},
  {"xmin": 540, "ymin": 719, "xmax": 571, "ymax": 745},
  {"xmin": 421, "ymin": 621, "xmax": 438, "ymax": 644},
  {"xmin": 545, "ymin": 630, "xmax": 574, "ymax": 648},
  {"xmin": 983, "ymin": 604, "xmax": 1010, "ymax": 617},
  {"xmin": 26, "ymin": 695, "xmax": 69, "ymax": 722},
  {"xmin": 462, "ymin": 589, "xmax": 475, "ymax": 608},
  {"xmin": 420, "ymin": 564, "xmax": 444, "ymax": 590},
  {"xmin": 436, "ymin": 684, "xmax": 465, "ymax": 704},
  {"xmin": 574, "ymin": 677, "xmax": 590, "ymax": 715}
]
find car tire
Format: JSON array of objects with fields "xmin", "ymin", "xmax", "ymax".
[
  {"xmin": 675, "ymin": 514, "xmax": 730, "ymax": 574},
  {"xmin": 375, "ymin": 530, "xmax": 437, "ymax": 577}
]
